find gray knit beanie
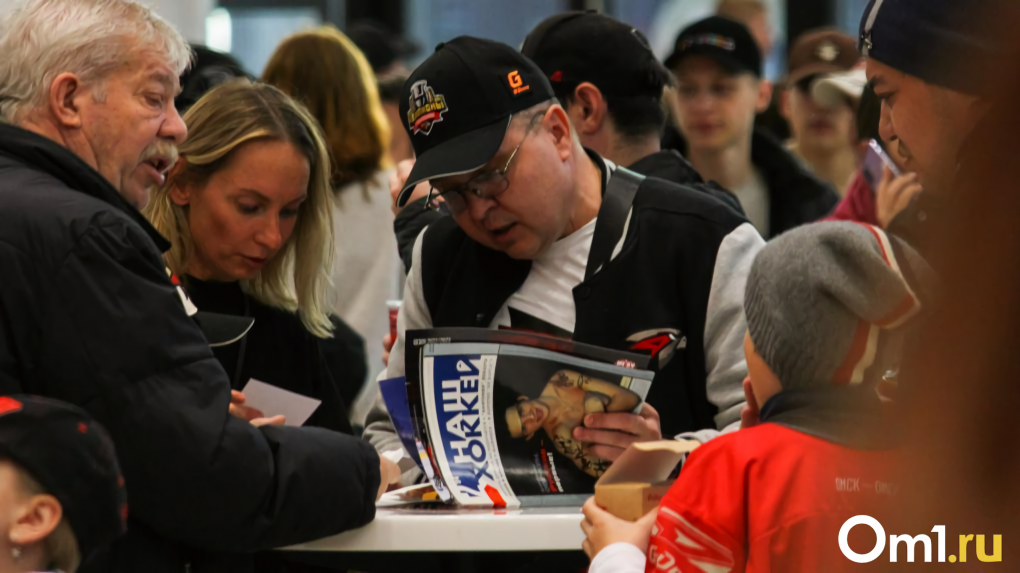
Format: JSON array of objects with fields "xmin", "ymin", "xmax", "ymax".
[{"xmin": 745, "ymin": 222, "xmax": 935, "ymax": 390}]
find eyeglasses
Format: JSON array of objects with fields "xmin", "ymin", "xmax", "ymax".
[{"xmin": 426, "ymin": 113, "xmax": 544, "ymax": 215}]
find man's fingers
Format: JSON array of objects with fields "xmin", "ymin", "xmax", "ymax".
[
  {"xmin": 588, "ymin": 443, "xmax": 626, "ymax": 461},
  {"xmin": 574, "ymin": 426, "xmax": 640, "ymax": 449},
  {"xmin": 580, "ymin": 517, "xmax": 593, "ymax": 537},
  {"xmin": 582, "ymin": 496, "xmax": 602, "ymax": 521},
  {"xmin": 898, "ymin": 183, "xmax": 924, "ymax": 204},
  {"xmin": 638, "ymin": 402, "xmax": 661, "ymax": 422},
  {"xmin": 230, "ymin": 390, "xmax": 246, "ymax": 405},
  {"xmin": 582, "ymin": 539, "xmax": 593, "ymax": 560},
  {"xmin": 584, "ymin": 412, "xmax": 646, "ymax": 434}
]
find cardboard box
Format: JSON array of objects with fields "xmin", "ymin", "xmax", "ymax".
[{"xmin": 594, "ymin": 440, "xmax": 700, "ymax": 522}]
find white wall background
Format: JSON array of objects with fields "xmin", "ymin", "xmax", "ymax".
[{"xmin": 0, "ymin": 0, "xmax": 213, "ymax": 43}]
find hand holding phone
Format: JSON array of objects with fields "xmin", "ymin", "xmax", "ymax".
[{"xmin": 875, "ymin": 167, "xmax": 923, "ymax": 229}]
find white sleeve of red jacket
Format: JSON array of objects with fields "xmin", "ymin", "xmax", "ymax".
[
  {"xmin": 589, "ymin": 542, "xmax": 647, "ymax": 573},
  {"xmin": 646, "ymin": 438, "xmax": 748, "ymax": 573}
]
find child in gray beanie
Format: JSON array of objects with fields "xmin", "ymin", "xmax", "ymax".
[{"xmin": 583, "ymin": 221, "xmax": 935, "ymax": 573}]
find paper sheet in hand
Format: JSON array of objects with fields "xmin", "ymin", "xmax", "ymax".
[{"xmin": 240, "ymin": 379, "xmax": 320, "ymax": 426}]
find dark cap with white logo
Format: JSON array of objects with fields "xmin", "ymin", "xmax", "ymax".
[
  {"xmin": 397, "ymin": 36, "xmax": 555, "ymax": 207},
  {"xmin": 664, "ymin": 16, "xmax": 762, "ymax": 78},
  {"xmin": 859, "ymin": 0, "xmax": 1011, "ymax": 95}
]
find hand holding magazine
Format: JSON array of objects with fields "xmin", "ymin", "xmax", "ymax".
[{"xmin": 403, "ymin": 328, "xmax": 655, "ymax": 508}]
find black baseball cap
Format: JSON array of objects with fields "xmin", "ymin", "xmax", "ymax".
[
  {"xmin": 664, "ymin": 16, "xmax": 762, "ymax": 78},
  {"xmin": 0, "ymin": 396, "xmax": 126, "ymax": 560},
  {"xmin": 397, "ymin": 36, "xmax": 555, "ymax": 207},
  {"xmin": 521, "ymin": 11, "xmax": 669, "ymax": 99}
]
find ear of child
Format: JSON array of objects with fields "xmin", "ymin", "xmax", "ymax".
[
  {"xmin": 580, "ymin": 496, "xmax": 658, "ymax": 561},
  {"xmin": 10, "ymin": 492, "xmax": 64, "ymax": 553}
]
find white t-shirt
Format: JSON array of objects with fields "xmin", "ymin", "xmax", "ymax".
[
  {"xmin": 490, "ymin": 218, "xmax": 596, "ymax": 336},
  {"xmin": 730, "ymin": 167, "xmax": 770, "ymax": 238}
]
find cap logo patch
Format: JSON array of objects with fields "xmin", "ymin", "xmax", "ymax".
[
  {"xmin": 681, "ymin": 34, "xmax": 736, "ymax": 52},
  {"xmin": 817, "ymin": 41, "xmax": 839, "ymax": 62},
  {"xmin": 550, "ymin": 70, "xmax": 563, "ymax": 82},
  {"xmin": 507, "ymin": 70, "xmax": 530, "ymax": 96},
  {"xmin": 407, "ymin": 80, "xmax": 449, "ymax": 136},
  {"xmin": 0, "ymin": 397, "xmax": 21, "ymax": 416}
]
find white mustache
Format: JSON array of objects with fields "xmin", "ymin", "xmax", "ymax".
[{"xmin": 139, "ymin": 140, "xmax": 179, "ymax": 170}]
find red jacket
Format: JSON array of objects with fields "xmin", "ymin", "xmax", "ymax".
[
  {"xmin": 824, "ymin": 171, "xmax": 878, "ymax": 226},
  {"xmin": 646, "ymin": 393, "xmax": 896, "ymax": 572}
]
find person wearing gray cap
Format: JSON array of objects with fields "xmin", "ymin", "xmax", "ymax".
[{"xmin": 582, "ymin": 221, "xmax": 936, "ymax": 572}]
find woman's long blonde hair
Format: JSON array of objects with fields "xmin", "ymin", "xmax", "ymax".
[
  {"xmin": 144, "ymin": 79, "xmax": 335, "ymax": 338},
  {"xmin": 262, "ymin": 25, "xmax": 391, "ymax": 191}
]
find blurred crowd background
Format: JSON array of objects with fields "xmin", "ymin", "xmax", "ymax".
[{"xmin": 0, "ymin": 0, "xmax": 870, "ymax": 84}]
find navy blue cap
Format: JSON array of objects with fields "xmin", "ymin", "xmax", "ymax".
[{"xmin": 859, "ymin": 0, "xmax": 1009, "ymax": 95}]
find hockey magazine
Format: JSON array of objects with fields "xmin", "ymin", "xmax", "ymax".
[{"xmin": 403, "ymin": 328, "xmax": 655, "ymax": 508}]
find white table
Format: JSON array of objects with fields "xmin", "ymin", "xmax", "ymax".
[
  {"xmin": 277, "ymin": 504, "xmax": 589, "ymax": 572},
  {"xmin": 281, "ymin": 505, "xmax": 585, "ymax": 552}
]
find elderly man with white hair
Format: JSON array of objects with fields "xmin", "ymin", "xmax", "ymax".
[{"xmin": 0, "ymin": 1, "xmax": 397, "ymax": 571}]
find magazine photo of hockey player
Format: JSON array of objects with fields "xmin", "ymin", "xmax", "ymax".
[{"xmin": 505, "ymin": 370, "xmax": 640, "ymax": 478}]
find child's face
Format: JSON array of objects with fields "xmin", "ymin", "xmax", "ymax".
[{"xmin": 743, "ymin": 331, "xmax": 784, "ymax": 408}]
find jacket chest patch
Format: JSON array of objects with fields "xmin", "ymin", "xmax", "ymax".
[{"xmin": 627, "ymin": 328, "xmax": 686, "ymax": 369}]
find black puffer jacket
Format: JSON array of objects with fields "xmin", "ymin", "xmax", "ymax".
[{"xmin": 0, "ymin": 124, "xmax": 380, "ymax": 573}]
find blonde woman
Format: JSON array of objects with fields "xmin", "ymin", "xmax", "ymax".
[
  {"xmin": 145, "ymin": 79, "xmax": 363, "ymax": 436},
  {"xmin": 264, "ymin": 27, "xmax": 402, "ymax": 427}
]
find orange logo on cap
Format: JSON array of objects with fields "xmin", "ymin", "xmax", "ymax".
[{"xmin": 507, "ymin": 71, "xmax": 530, "ymax": 96}]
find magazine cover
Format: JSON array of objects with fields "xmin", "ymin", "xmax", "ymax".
[
  {"xmin": 379, "ymin": 376, "xmax": 452, "ymax": 502},
  {"xmin": 407, "ymin": 329, "xmax": 654, "ymax": 508}
]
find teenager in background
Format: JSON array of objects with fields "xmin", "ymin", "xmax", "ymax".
[
  {"xmin": 781, "ymin": 30, "xmax": 860, "ymax": 194},
  {"xmin": 665, "ymin": 17, "xmax": 838, "ymax": 238}
]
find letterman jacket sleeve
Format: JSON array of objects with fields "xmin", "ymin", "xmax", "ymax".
[
  {"xmin": 362, "ymin": 228, "xmax": 431, "ymax": 485},
  {"xmin": 678, "ymin": 222, "xmax": 764, "ymax": 444}
]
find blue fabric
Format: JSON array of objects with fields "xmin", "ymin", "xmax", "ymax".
[{"xmin": 858, "ymin": 0, "xmax": 1007, "ymax": 95}]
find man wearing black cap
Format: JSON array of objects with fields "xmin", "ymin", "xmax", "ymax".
[
  {"xmin": 0, "ymin": 396, "xmax": 125, "ymax": 572},
  {"xmin": 859, "ymin": 0, "xmax": 1013, "ymax": 250},
  {"xmin": 520, "ymin": 11, "xmax": 743, "ymax": 214},
  {"xmin": 365, "ymin": 36, "xmax": 764, "ymax": 480},
  {"xmin": 665, "ymin": 16, "xmax": 839, "ymax": 238}
]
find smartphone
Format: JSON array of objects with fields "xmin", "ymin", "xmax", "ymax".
[{"xmin": 862, "ymin": 139, "xmax": 902, "ymax": 189}]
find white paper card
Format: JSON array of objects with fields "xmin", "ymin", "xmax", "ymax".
[{"xmin": 240, "ymin": 379, "xmax": 321, "ymax": 427}]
